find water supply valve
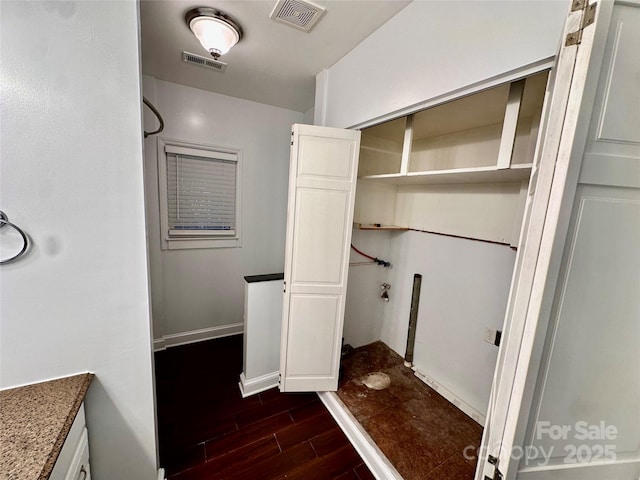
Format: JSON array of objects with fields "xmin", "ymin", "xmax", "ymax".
[{"xmin": 380, "ymin": 283, "xmax": 391, "ymax": 302}]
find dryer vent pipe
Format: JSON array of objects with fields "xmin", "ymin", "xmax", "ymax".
[{"xmin": 404, "ymin": 273, "xmax": 422, "ymax": 368}]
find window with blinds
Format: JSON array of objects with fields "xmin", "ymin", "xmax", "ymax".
[
  {"xmin": 165, "ymin": 145, "xmax": 237, "ymax": 236},
  {"xmin": 159, "ymin": 142, "xmax": 241, "ymax": 249}
]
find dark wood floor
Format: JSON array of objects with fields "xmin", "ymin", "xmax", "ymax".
[{"xmin": 155, "ymin": 335, "xmax": 375, "ymax": 480}]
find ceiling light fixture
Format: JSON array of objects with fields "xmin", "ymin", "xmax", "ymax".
[{"xmin": 185, "ymin": 7, "xmax": 243, "ymax": 59}]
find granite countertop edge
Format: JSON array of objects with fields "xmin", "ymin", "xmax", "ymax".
[{"xmin": 0, "ymin": 372, "xmax": 94, "ymax": 480}]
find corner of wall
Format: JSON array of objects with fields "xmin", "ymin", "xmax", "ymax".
[
  {"xmin": 303, "ymin": 107, "xmax": 315, "ymax": 125},
  {"xmin": 141, "ymin": 75, "xmax": 165, "ymax": 343},
  {"xmin": 313, "ymin": 69, "xmax": 329, "ymax": 126}
]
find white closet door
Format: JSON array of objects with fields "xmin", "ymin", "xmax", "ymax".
[
  {"xmin": 479, "ymin": 2, "xmax": 640, "ymax": 479},
  {"xmin": 280, "ymin": 124, "xmax": 360, "ymax": 392}
]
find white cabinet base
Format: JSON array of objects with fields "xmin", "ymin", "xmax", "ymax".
[
  {"xmin": 50, "ymin": 402, "xmax": 91, "ymax": 480},
  {"xmin": 238, "ymin": 372, "xmax": 280, "ymax": 398}
]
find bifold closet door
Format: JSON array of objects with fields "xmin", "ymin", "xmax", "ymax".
[
  {"xmin": 479, "ymin": 2, "xmax": 640, "ymax": 479},
  {"xmin": 280, "ymin": 124, "xmax": 360, "ymax": 392}
]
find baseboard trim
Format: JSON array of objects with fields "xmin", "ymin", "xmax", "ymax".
[
  {"xmin": 153, "ymin": 323, "xmax": 243, "ymax": 351},
  {"xmin": 238, "ymin": 371, "xmax": 279, "ymax": 398},
  {"xmin": 157, "ymin": 467, "xmax": 165, "ymax": 480},
  {"xmin": 318, "ymin": 392, "xmax": 403, "ymax": 480},
  {"xmin": 413, "ymin": 368, "xmax": 485, "ymax": 426}
]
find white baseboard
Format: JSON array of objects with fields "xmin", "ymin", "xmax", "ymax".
[
  {"xmin": 157, "ymin": 467, "xmax": 165, "ymax": 480},
  {"xmin": 413, "ymin": 368, "xmax": 485, "ymax": 426},
  {"xmin": 238, "ymin": 371, "xmax": 279, "ymax": 398},
  {"xmin": 153, "ymin": 323, "xmax": 243, "ymax": 351},
  {"xmin": 318, "ymin": 392, "xmax": 403, "ymax": 480}
]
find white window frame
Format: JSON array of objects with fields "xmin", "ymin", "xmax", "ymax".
[{"xmin": 157, "ymin": 137, "xmax": 242, "ymax": 250}]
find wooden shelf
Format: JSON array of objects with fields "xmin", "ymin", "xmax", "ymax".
[
  {"xmin": 360, "ymin": 145, "xmax": 399, "ymax": 155},
  {"xmin": 354, "ymin": 223, "xmax": 409, "ymax": 231},
  {"xmin": 356, "ymin": 71, "xmax": 547, "ymax": 186},
  {"xmin": 359, "ymin": 165, "xmax": 532, "ymax": 185}
]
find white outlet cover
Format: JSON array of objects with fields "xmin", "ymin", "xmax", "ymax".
[{"xmin": 484, "ymin": 327, "xmax": 497, "ymax": 344}]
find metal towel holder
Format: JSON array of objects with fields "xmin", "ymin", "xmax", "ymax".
[
  {"xmin": 0, "ymin": 211, "xmax": 29, "ymax": 265},
  {"xmin": 143, "ymin": 97, "xmax": 164, "ymax": 138}
]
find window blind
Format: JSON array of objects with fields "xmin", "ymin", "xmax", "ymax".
[{"xmin": 165, "ymin": 150, "xmax": 237, "ymax": 236}]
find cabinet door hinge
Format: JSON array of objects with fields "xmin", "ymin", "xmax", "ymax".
[
  {"xmin": 484, "ymin": 455, "xmax": 504, "ymax": 480},
  {"xmin": 283, "ymin": 281, "xmax": 286, "ymax": 293},
  {"xmin": 566, "ymin": 2, "xmax": 597, "ymax": 46},
  {"xmin": 570, "ymin": 0, "xmax": 587, "ymax": 12}
]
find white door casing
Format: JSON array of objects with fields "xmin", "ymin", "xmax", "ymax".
[
  {"xmin": 477, "ymin": 2, "xmax": 593, "ymax": 477},
  {"xmin": 479, "ymin": 1, "xmax": 640, "ymax": 479},
  {"xmin": 280, "ymin": 124, "xmax": 361, "ymax": 392}
]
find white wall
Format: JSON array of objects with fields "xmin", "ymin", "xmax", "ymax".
[
  {"xmin": 0, "ymin": 2, "xmax": 157, "ymax": 479},
  {"xmin": 303, "ymin": 107, "xmax": 315, "ymax": 125},
  {"xmin": 348, "ymin": 178, "xmax": 525, "ymax": 357},
  {"xmin": 143, "ymin": 78, "xmax": 302, "ymax": 342},
  {"xmin": 343, "ymin": 229, "xmax": 393, "ymax": 348},
  {"xmin": 353, "ymin": 180, "xmax": 398, "ymax": 226},
  {"xmin": 381, "ymin": 231, "xmax": 516, "ymax": 419},
  {"xmin": 395, "ymin": 182, "xmax": 524, "ymax": 245},
  {"xmin": 317, "ymin": 0, "xmax": 569, "ymax": 128}
]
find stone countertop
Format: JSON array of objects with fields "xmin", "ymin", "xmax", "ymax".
[{"xmin": 0, "ymin": 373, "xmax": 94, "ymax": 480}]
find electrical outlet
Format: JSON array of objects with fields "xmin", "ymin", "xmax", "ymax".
[{"xmin": 484, "ymin": 327, "xmax": 497, "ymax": 345}]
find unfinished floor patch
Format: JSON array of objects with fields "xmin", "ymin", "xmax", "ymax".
[
  {"xmin": 361, "ymin": 372, "xmax": 391, "ymax": 390},
  {"xmin": 338, "ymin": 341, "xmax": 482, "ymax": 480}
]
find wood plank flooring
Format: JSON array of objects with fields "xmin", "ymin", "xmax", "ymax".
[{"xmin": 154, "ymin": 335, "xmax": 374, "ymax": 480}]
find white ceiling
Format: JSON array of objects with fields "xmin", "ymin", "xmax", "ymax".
[{"xmin": 140, "ymin": 0, "xmax": 411, "ymax": 113}]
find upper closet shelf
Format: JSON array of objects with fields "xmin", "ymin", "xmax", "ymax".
[
  {"xmin": 354, "ymin": 223, "xmax": 409, "ymax": 231},
  {"xmin": 357, "ymin": 71, "xmax": 548, "ymax": 185},
  {"xmin": 362, "ymin": 164, "xmax": 533, "ymax": 185}
]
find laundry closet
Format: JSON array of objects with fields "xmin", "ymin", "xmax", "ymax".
[
  {"xmin": 343, "ymin": 70, "xmax": 549, "ymax": 423},
  {"xmin": 269, "ymin": 67, "xmax": 551, "ymax": 479},
  {"xmin": 270, "ymin": 69, "xmax": 548, "ymax": 404}
]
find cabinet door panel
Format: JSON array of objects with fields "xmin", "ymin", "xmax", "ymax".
[
  {"xmin": 291, "ymin": 189, "xmax": 349, "ymax": 285},
  {"xmin": 280, "ymin": 124, "xmax": 360, "ymax": 392},
  {"xmin": 286, "ymin": 295, "xmax": 342, "ymax": 377}
]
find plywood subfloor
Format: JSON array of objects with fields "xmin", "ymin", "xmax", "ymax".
[{"xmin": 337, "ymin": 341, "xmax": 483, "ymax": 480}]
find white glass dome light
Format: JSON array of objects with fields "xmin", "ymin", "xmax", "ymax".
[{"xmin": 186, "ymin": 8, "xmax": 243, "ymax": 59}]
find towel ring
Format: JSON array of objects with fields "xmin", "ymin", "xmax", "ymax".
[
  {"xmin": 143, "ymin": 97, "xmax": 164, "ymax": 138},
  {"xmin": 0, "ymin": 211, "xmax": 29, "ymax": 265}
]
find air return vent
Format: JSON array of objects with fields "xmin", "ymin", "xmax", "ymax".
[
  {"xmin": 182, "ymin": 51, "xmax": 228, "ymax": 73},
  {"xmin": 269, "ymin": 0, "xmax": 325, "ymax": 32}
]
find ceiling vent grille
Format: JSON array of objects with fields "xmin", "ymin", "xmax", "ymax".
[
  {"xmin": 182, "ymin": 51, "xmax": 228, "ymax": 73},
  {"xmin": 269, "ymin": 0, "xmax": 325, "ymax": 32}
]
